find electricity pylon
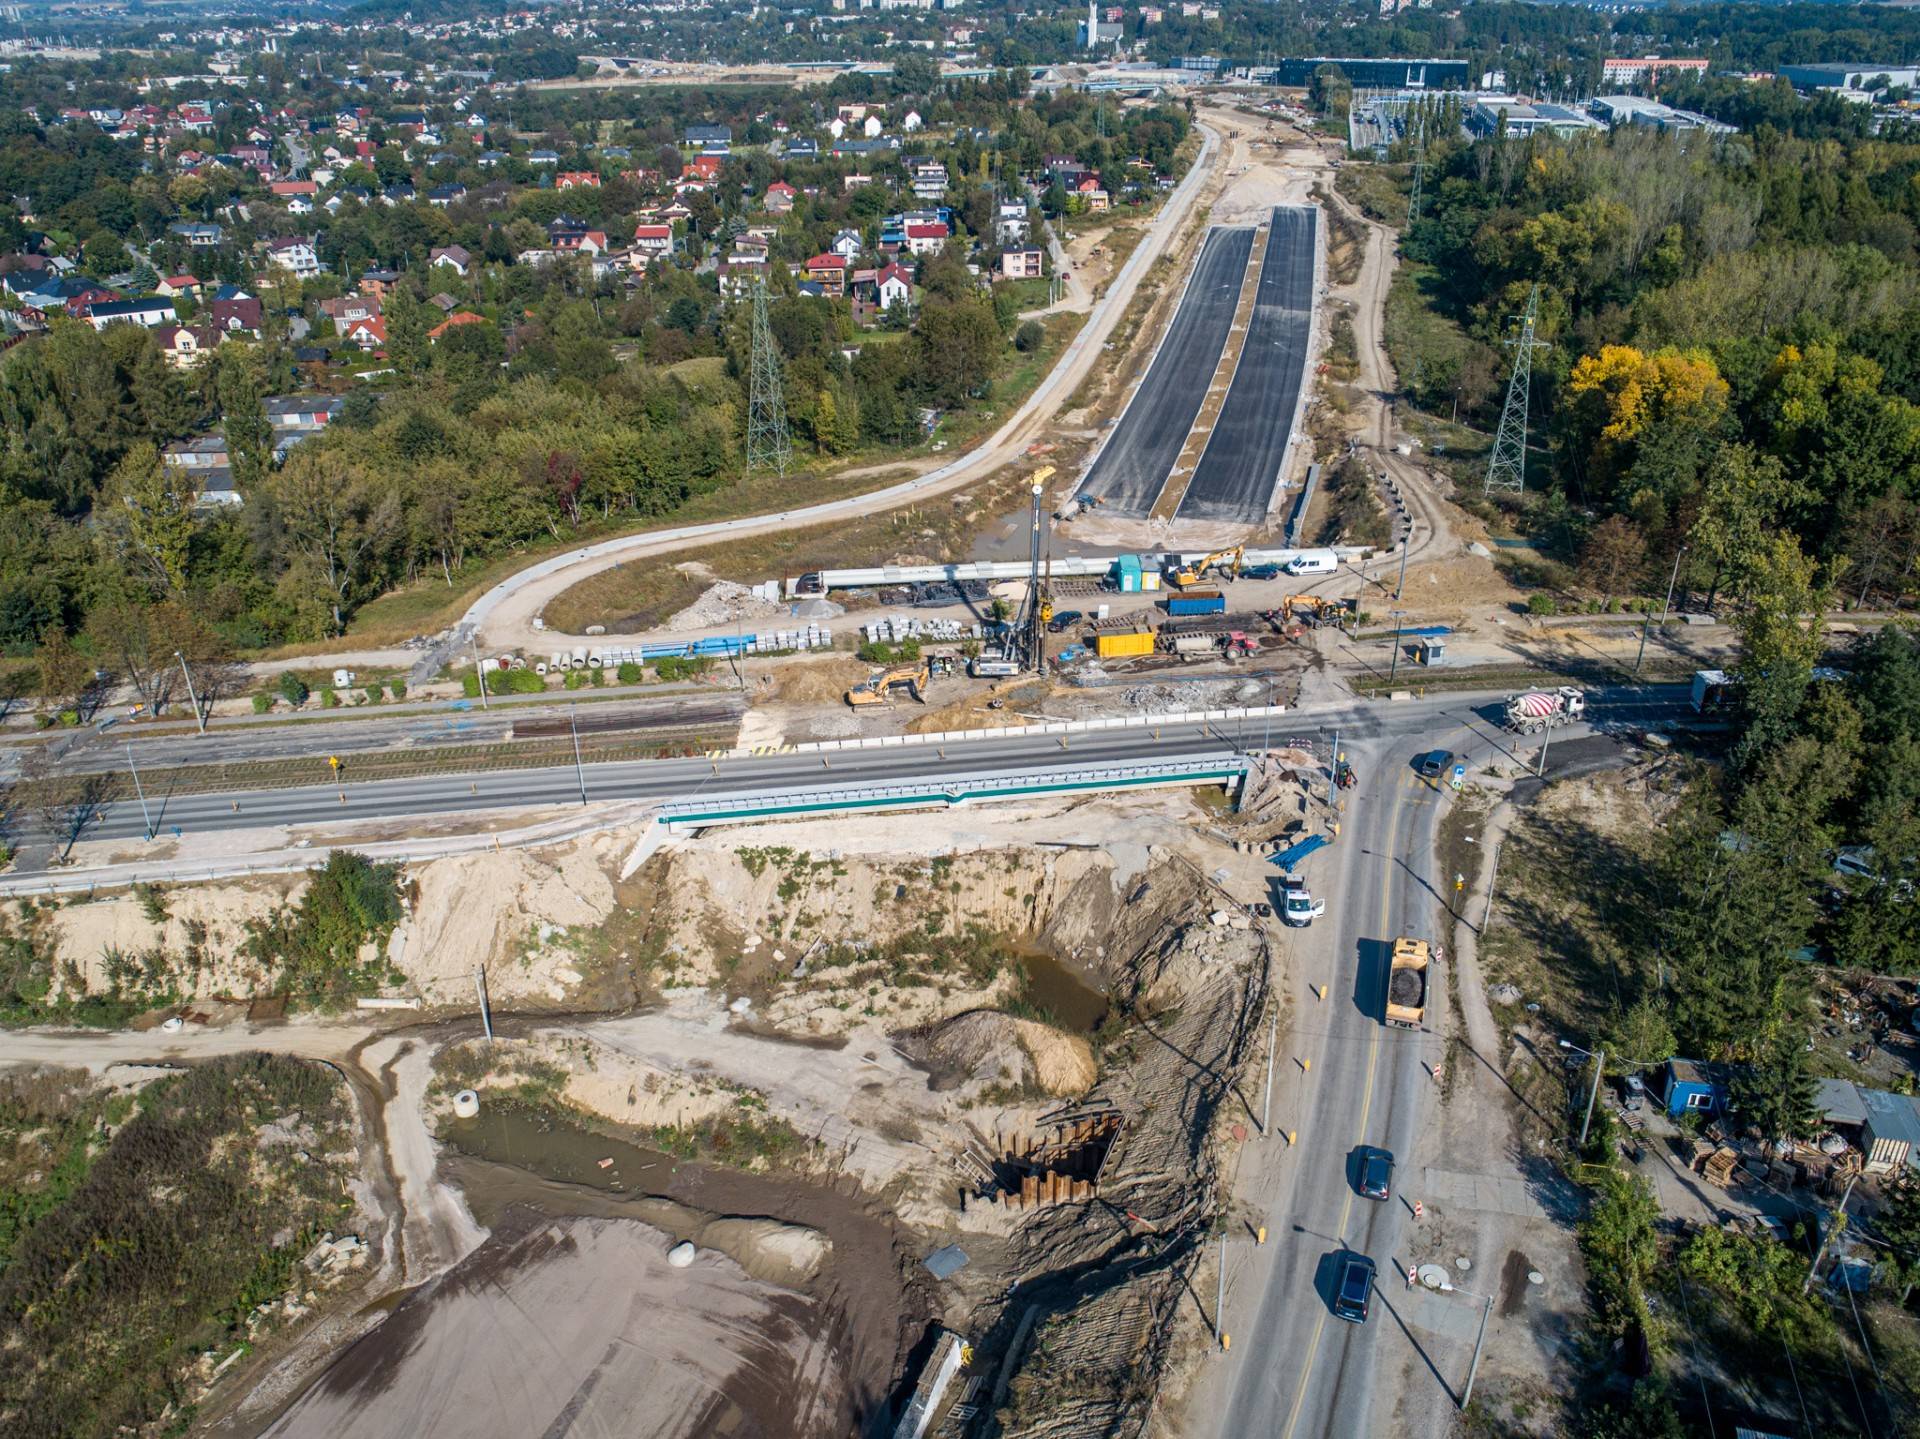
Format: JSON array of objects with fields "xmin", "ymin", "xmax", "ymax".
[
  {"xmin": 1406, "ymin": 111, "xmax": 1426, "ymax": 226},
  {"xmin": 746, "ymin": 278, "xmax": 791, "ymax": 478},
  {"xmin": 1483, "ymin": 284, "xmax": 1548, "ymax": 496}
]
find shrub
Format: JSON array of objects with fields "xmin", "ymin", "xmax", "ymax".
[
  {"xmin": 362, "ymin": 685, "xmax": 382, "ymax": 705},
  {"xmin": 1014, "ymin": 319, "xmax": 1045, "ymax": 353},
  {"xmin": 251, "ymin": 693, "xmax": 273, "ymax": 714},
  {"xmin": 651, "ymin": 656, "xmax": 712, "ymax": 683},
  {"xmin": 320, "ymin": 688, "xmax": 340, "ymax": 708},
  {"xmin": 1527, "ymin": 593, "xmax": 1558, "ymax": 616},
  {"xmin": 388, "ymin": 679, "xmax": 406, "ymax": 700},
  {"xmin": 243, "ymin": 851, "xmax": 403, "ymax": 1003},
  {"xmin": 277, "ymin": 672, "xmax": 309, "ymax": 706},
  {"xmin": 616, "ymin": 661, "xmax": 642, "ymax": 684},
  {"xmin": 565, "ymin": 668, "xmax": 588, "ymax": 690},
  {"xmin": 589, "ymin": 667, "xmax": 604, "ymax": 687}
]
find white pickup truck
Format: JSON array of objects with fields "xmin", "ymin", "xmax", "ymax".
[{"xmin": 1282, "ymin": 876, "xmax": 1326, "ymax": 928}]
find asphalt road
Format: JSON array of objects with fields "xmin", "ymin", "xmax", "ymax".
[
  {"xmin": 1073, "ymin": 226, "xmax": 1256, "ymax": 517},
  {"xmin": 40, "ymin": 685, "xmax": 1693, "ymax": 853},
  {"xmin": 1178, "ymin": 206, "xmax": 1318, "ymax": 524}
]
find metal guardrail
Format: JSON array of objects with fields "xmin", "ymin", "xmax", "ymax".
[
  {"xmin": 1287, "ymin": 462, "xmax": 1321, "ymax": 548},
  {"xmin": 659, "ymin": 755, "xmax": 1250, "ymax": 829}
]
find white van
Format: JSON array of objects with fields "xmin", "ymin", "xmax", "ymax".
[{"xmin": 1283, "ymin": 550, "xmax": 1339, "ymax": 577}]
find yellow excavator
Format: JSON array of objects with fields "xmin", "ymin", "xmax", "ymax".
[
  {"xmin": 845, "ymin": 660, "xmax": 932, "ymax": 707},
  {"xmin": 1170, "ymin": 546, "xmax": 1243, "ymax": 589}
]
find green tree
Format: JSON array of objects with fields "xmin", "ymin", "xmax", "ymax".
[
  {"xmin": 1730, "ymin": 531, "xmax": 1833, "ymax": 768},
  {"xmin": 108, "ymin": 442, "xmax": 196, "ymax": 595},
  {"xmin": 1731, "ymin": 1031, "xmax": 1820, "ymax": 1146},
  {"xmin": 1578, "ymin": 1170, "xmax": 1661, "ymax": 1342},
  {"xmin": 1878, "ymin": 1175, "xmax": 1920, "ymax": 1305},
  {"xmin": 216, "ymin": 348, "xmax": 271, "ymax": 494},
  {"xmin": 383, "ymin": 287, "xmax": 430, "ymax": 376}
]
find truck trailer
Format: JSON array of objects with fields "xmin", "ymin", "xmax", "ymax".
[
  {"xmin": 1384, "ymin": 937, "xmax": 1429, "ymax": 1029},
  {"xmin": 1503, "ymin": 686, "xmax": 1586, "ymax": 735},
  {"xmin": 1166, "ymin": 590, "xmax": 1227, "ymax": 618}
]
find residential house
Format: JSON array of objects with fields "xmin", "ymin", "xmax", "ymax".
[
  {"xmin": 528, "ymin": 149, "xmax": 560, "ymax": 166},
  {"xmin": 829, "ymin": 229, "xmax": 863, "ymax": 260},
  {"xmin": 1658, "ymin": 1059, "xmax": 1731, "ymax": 1119},
  {"xmin": 632, "ymin": 224, "xmax": 675, "ymax": 263},
  {"xmin": 84, "ymin": 296, "xmax": 175, "ymax": 330},
  {"xmin": 1074, "ymin": 177, "xmax": 1111, "ymax": 212},
  {"xmin": 264, "ymin": 237, "xmax": 323, "ymax": 279},
  {"xmin": 717, "ymin": 261, "xmax": 762, "ymax": 299},
  {"xmin": 684, "ymin": 124, "xmax": 731, "ymax": 149},
  {"xmin": 382, "ymin": 181, "xmax": 416, "ymax": 205},
  {"xmin": 156, "ymin": 274, "xmax": 202, "ymax": 300},
  {"xmin": 803, "ymin": 252, "xmax": 848, "ymax": 294},
  {"xmin": 320, "ymin": 293, "xmax": 382, "ymax": 329},
  {"xmin": 430, "ymin": 244, "xmax": 472, "ymax": 276},
  {"xmin": 904, "ymin": 221, "xmax": 950, "ymax": 257},
  {"xmin": 782, "ymin": 137, "xmax": 820, "ymax": 159},
  {"xmin": 209, "ymin": 285, "xmax": 263, "ymax": 334},
  {"xmin": 269, "ymin": 179, "xmax": 318, "ymax": 201},
  {"xmin": 428, "ymin": 311, "xmax": 487, "ymax": 341},
  {"xmin": 908, "ymin": 160, "xmax": 948, "ymax": 200},
  {"xmin": 426, "ymin": 183, "xmax": 467, "ymax": 207},
  {"xmin": 552, "ymin": 228, "xmax": 609, "ymax": 256},
  {"xmin": 999, "ymin": 246, "xmax": 1045, "ymax": 280},
  {"xmin": 162, "ymin": 434, "xmax": 237, "ymax": 507},
  {"xmin": 875, "ymin": 261, "xmax": 913, "ymax": 310},
  {"xmin": 360, "ymin": 269, "xmax": 401, "ymax": 299},
  {"xmin": 764, "ymin": 181, "xmax": 797, "ymax": 214},
  {"xmin": 995, "ymin": 201, "xmax": 1029, "ymax": 246},
  {"xmin": 843, "ymin": 173, "xmax": 874, "ymax": 191},
  {"xmin": 152, "ymin": 322, "xmax": 222, "ymax": 368},
  {"xmin": 342, "ymin": 315, "xmax": 387, "ymax": 350},
  {"xmin": 556, "ymin": 171, "xmax": 601, "ymax": 190},
  {"xmin": 284, "ymin": 195, "xmax": 314, "ymax": 217},
  {"xmin": 263, "ymin": 395, "xmax": 343, "ymax": 434},
  {"xmin": 168, "ymin": 221, "xmax": 225, "ymax": 248},
  {"xmin": 427, "ymin": 293, "xmax": 459, "ymax": 314},
  {"xmin": 685, "ymin": 154, "xmax": 725, "ymax": 183}
]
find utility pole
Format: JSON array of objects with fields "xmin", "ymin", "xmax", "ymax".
[
  {"xmin": 1388, "ymin": 610, "xmax": 1406, "ymax": 685},
  {"xmin": 1480, "ymin": 840, "xmax": 1501, "ymax": 934},
  {"xmin": 1483, "ymin": 285, "xmax": 1548, "ymax": 496},
  {"xmin": 1327, "ymin": 728, "xmax": 1339, "ymax": 803},
  {"xmin": 569, "ymin": 703, "xmax": 588, "ymax": 805},
  {"xmin": 474, "ymin": 966, "xmax": 494, "ymax": 1043},
  {"xmin": 1260, "ymin": 1002, "xmax": 1279, "ymax": 1135},
  {"xmin": 1215, "ymin": 1233, "xmax": 1228, "ymax": 1345},
  {"xmin": 1635, "ymin": 545, "xmax": 1686, "ymax": 675},
  {"xmin": 126, "ymin": 744, "xmax": 154, "ymax": 841},
  {"xmin": 1461, "ymin": 1290, "xmax": 1494, "ymax": 1410},
  {"xmin": 1803, "ymin": 1172, "xmax": 1858, "ymax": 1294},
  {"xmin": 745, "ymin": 277, "xmax": 791, "ymax": 478},
  {"xmin": 1395, "ymin": 513, "xmax": 1411, "ymax": 601},
  {"xmin": 1538, "ymin": 716, "xmax": 1554, "ymax": 778},
  {"xmin": 1578, "ymin": 1047, "xmax": 1605, "ymax": 1148},
  {"xmin": 174, "ymin": 650, "xmax": 205, "ymax": 734},
  {"xmin": 471, "ymin": 633, "xmax": 489, "ymax": 709}
]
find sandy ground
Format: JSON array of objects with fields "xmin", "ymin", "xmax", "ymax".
[
  {"xmin": 260, "ymin": 1211, "xmax": 848, "ymax": 1439},
  {"xmin": 361, "ymin": 1033, "xmax": 489, "ymax": 1288}
]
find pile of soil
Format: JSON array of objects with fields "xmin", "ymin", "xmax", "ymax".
[
  {"xmin": 911, "ymin": 1011, "xmax": 1096, "ymax": 1096},
  {"xmin": 666, "ymin": 580, "xmax": 789, "ymax": 630}
]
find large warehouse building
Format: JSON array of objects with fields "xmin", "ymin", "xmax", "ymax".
[{"xmin": 1269, "ymin": 56, "xmax": 1471, "ymax": 89}]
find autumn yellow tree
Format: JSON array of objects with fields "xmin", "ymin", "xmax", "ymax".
[{"xmin": 1564, "ymin": 344, "xmax": 1730, "ymax": 503}]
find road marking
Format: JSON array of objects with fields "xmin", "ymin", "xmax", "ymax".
[{"xmin": 1279, "ymin": 777, "xmax": 1406, "ymax": 1439}]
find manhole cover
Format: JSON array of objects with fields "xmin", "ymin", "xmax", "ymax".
[
  {"xmin": 1455, "ymin": 1257, "xmax": 1472, "ymax": 1271},
  {"xmin": 1416, "ymin": 1264, "xmax": 1453, "ymax": 1291},
  {"xmin": 1528, "ymin": 1271, "xmax": 1545, "ymax": 1285}
]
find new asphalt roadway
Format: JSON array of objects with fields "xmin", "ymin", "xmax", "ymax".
[
  {"xmin": 1178, "ymin": 205, "xmax": 1319, "ymax": 524},
  {"xmin": 1073, "ymin": 225, "xmax": 1256, "ymax": 517},
  {"xmin": 39, "ymin": 685, "xmax": 1693, "ymax": 851}
]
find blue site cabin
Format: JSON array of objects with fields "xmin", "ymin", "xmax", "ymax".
[{"xmin": 1660, "ymin": 1058, "xmax": 1732, "ymax": 1119}]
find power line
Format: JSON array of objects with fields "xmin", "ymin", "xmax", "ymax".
[
  {"xmin": 1483, "ymin": 283, "xmax": 1548, "ymax": 496},
  {"xmin": 745, "ymin": 277, "xmax": 791, "ymax": 479}
]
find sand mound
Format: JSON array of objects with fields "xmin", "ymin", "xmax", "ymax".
[
  {"xmin": 918, "ymin": 1011, "xmax": 1096, "ymax": 1096},
  {"xmin": 698, "ymin": 1217, "xmax": 832, "ymax": 1287},
  {"xmin": 764, "ymin": 654, "xmax": 870, "ymax": 704}
]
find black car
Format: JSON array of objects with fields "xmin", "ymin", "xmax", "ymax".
[
  {"xmin": 1046, "ymin": 610, "xmax": 1083, "ymax": 634},
  {"xmin": 1333, "ymin": 1254, "xmax": 1377, "ymax": 1323},
  {"xmin": 1415, "ymin": 750, "xmax": 1453, "ymax": 779},
  {"xmin": 1358, "ymin": 1147, "xmax": 1394, "ymax": 1201}
]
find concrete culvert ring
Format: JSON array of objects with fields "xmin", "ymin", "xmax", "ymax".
[
  {"xmin": 667, "ymin": 1241, "xmax": 697, "ymax": 1268},
  {"xmin": 452, "ymin": 1090, "xmax": 480, "ymax": 1119}
]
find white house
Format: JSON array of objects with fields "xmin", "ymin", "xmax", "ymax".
[{"xmin": 265, "ymin": 237, "xmax": 323, "ymax": 278}]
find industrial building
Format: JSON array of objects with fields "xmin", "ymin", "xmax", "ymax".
[
  {"xmin": 1777, "ymin": 62, "xmax": 1920, "ymax": 95},
  {"xmin": 1589, "ymin": 94, "xmax": 1736, "ymax": 135},
  {"xmin": 1465, "ymin": 98, "xmax": 1603, "ymax": 139},
  {"xmin": 1268, "ymin": 56, "xmax": 1471, "ymax": 89}
]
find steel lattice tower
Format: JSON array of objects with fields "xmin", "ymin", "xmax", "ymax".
[
  {"xmin": 1406, "ymin": 110, "xmax": 1425, "ymax": 226},
  {"xmin": 746, "ymin": 278, "xmax": 791, "ymax": 478},
  {"xmin": 1483, "ymin": 284, "xmax": 1548, "ymax": 496}
]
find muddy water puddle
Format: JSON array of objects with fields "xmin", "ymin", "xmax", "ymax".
[
  {"xmin": 443, "ymin": 1104, "xmax": 681, "ymax": 1195},
  {"xmin": 1016, "ymin": 949, "xmax": 1109, "ymax": 1033}
]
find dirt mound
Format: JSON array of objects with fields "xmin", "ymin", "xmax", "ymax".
[
  {"xmin": 698, "ymin": 1217, "xmax": 832, "ymax": 1287},
  {"xmin": 665, "ymin": 579, "xmax": 788, "ymax": 630},
  {"xmin": 916, "ymin": 1011, "xmax": 1095, "ymax": 1096},
  {"xmin": 763, "ymin": 653, "xmax": 870, "ymax": 704}
]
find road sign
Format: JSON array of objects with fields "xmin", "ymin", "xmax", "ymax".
[
  {"xmin": 328, "ymin": 755, "xmax": 341, "ymax": 770},
  {"xmin": 1450, "ymin": 762, "xmax": 1466, "ymax": 791}
]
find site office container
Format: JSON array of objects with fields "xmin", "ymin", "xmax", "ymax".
[
  {"xmin": 1095, "ymin": 630, "xmax": 1156, "ymax": 658},
  {"xmin": 1115, "ymin": 554, "xmax": 1144, "ymax": 593},
  {"xmin": 1166, "ymin": 591, "xmax": 1226, "ymax": 617}
]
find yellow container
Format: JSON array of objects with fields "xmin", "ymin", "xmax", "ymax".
[{"xmin": 1096, "ymin": 630, "xmax": 1156, "ymax": 658}]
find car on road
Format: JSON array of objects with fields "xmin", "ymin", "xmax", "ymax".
[
  {"xmin": 1281, "ymin": 876, "xmax": 1326, "ymax": 928},
  {"xmin": 1415, "ymin": 749, "xmax": 1453, "ymax": 779},
  {"xmin": 1357, "ymin": 1147, "xmax": 1394, "ymax": 1201},
  {"xmin": 1046, "ymin": 610, "xmax": 1083, "ymax": 634},
  {"xmin": 1332, "ymin": 1253, "xmax": 1376, "ymax": 1323}
]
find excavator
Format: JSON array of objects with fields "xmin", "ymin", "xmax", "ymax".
[
  {"xmin": 845, "ymin": 660, "xmax": 932, "ymax": 707},
  {"xmin": 1276, "ymin": 594, "xmax": 1355, "ymax": 626},
  {"xmin": 1169, "ymin": 547, "xmax": 1243, "ymax": 589}
]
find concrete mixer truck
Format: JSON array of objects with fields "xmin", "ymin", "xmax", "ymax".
[{"xmin": 1503, "ymin": 686, "xmax": 1586, "ymax": 735}]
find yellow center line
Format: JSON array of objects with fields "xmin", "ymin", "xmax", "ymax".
[{"xmin": 1279, "ymin": 777, "xmax": 1407, "ymax": 1439}]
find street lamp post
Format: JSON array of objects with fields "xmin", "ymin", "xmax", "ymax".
[
  {"xmin": 569, "ymin": 703, "xmax": 588, "ymax": 805},
  {"xmin": 174, "ymin": 651, "xmax": 205, "ymax": 735},
  {"xmin": 126, "ymin": 744, "xmax": 154, "ymax": 841},
  {"xmin": 1387, "ymin": 610, "xmax": 1406, "ymax": 686}
]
